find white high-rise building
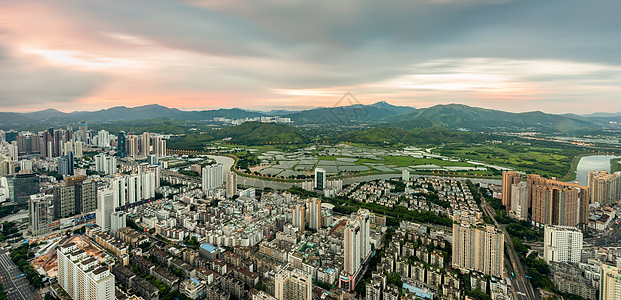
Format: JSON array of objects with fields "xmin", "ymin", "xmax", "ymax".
[
  {"xmin": 402, "ymin": 169, "xmax": 410, "ymax": 182},
  {"xmin": 314, "ymin": 168, "xmax": 326, "ymax": 190},
  {"xmin": 510, "ymin": 182, "xmax": 528, "ymax": 220},
  {"xmin": 356, "ymin": 209, "xmax": 371, "ymax": 259},
  {"xmin": 97, "ymin": 130, "xmax": 111, "ymax": 148},
  {"xmin": 226, "ymin": 172, "xmax": 237, "ymax": 198},
  {"xmin": 202, "ymin": 164, "xmax": 223, "ymax": 191},
  {"xmin": 344, "ymin": 219, "xmax": 361, "ymax": 275},
  {"xmin": 110, "ymin": 211, "xmax": 126, "ymax": 234},
  {"xmin": 108, "ymin": 171, "xmax": 156, "ymax": 207},
  {"xmin": 543, "ymin": 225, "xmax": 583, "ymax": 264},
  {"xmin": 307, "ymin": 198, "xmax": 322, "ymax": 230},
  {"xmin": 94, "ymin": 154, "xmax": 118, "ymax": 175},
  {"xmin": 0, "ymin": 177, "xmax": 9, "ymax": 202},
  {"xmin": 96, "ymin": 188, "xmax": 116, "ymax": 232},
  {"xmin": 57, "ymin": 242, "xmax": 115, "ymax": 300},
  {"xmin": 274, "ymin": 265, "xmax": 313, "ymax": 300}
]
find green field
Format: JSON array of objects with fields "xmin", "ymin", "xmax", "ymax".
[
  {"xmin": 373, "ymin": 156, "xmax": 473, "ymax": 167},
  {"xmin": 611, "ymin": 158, "xmax": 621, "ymax": 173},
  {"xmin": 436, "ymin": 141, "xmax": 585, "ymax": 178}
]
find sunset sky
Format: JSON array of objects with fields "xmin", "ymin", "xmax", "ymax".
[{"xmin": 1, "ymin": 0, "xmax": 620, "ymax": 113}]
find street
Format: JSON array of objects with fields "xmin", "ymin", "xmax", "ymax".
[{"xmin": 0, "ymin": 250, "xmax": 36, "ymax": 300}]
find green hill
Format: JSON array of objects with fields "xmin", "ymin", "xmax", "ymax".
[
  {"xmin": 387, "ymin": 104, "xmax": 594, "ymax": 132},
  {"xmin": 336, "ymin": 126, "xmax": 482, "ymax": 145},
  {"xmin": 168, "ymin": 122, "xmax": 309, "ymax": 149}
]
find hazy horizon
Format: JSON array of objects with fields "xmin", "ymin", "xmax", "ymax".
[{"xmin": 2, "ymin": 0, "xmax": 620, "ymax": 113}]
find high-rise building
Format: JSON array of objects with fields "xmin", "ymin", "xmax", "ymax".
[
  {"xmin": 202, "ymin": 164, "xmax": 223, "ymax": 191},
  {"xmin": 95, "ymin": 154, "xmax": 118, "ymax": 175},
  {"xmin": 53, "ymin": 176, "xmax": 97, "ymax": 218},
  {"xmin": 28, "ymin": 194, "xmax": 58, "ymax": 237},
  {"xmin": 356, "ymin": 209, "xmax": 371, "ymax": 259},
  {"xmin": 57, "ymin": 242, "xmax": 115, "ymax": 300},
  {"xmin": 0, "ymin": 177, "xmax": 8, "ymax": 202},
  {"xmin": 344, "ymin": 219, "xmax": 361, "ymax": 276},
  {"xmin": 147, "ymin": 155, "xmax": 158, "ymax": 165},
  {"xmin": 510, "ymin": 182, "xmax": 528, "ymax": 220},
  {"xmin": 601, "ymin": 264, "xmax": 621, "ymax": 300},
  {"xmin": 529, "ymin": 175, "xmax": 589, "ymax": 226},
  {"xmin": 97, "ymin": 130, "xmax": 111, "ymax": 148},
  {"xmin": 292, "ymin": 205, "xmax": 305, "ymax": 231},
  {"xmin": 6, "ymin": 173, "xmax": 39, "ymax": 205},
  {"xmin": 152, "ymin": 136, "xmax": 166, "ymax": 157},
  {"xmin": 110, "ymin": 211, "xmax": 126, "ymax": 234},
  {"xmin": 587, "ymin": 171, "xmax": 621, "ymax": 206},
  {"xmin": 402, "ymin": 169, "xmax": 410, "ymax": 182},
  {"xmin": 452, "ymin": 222, "xmax": 505, "ymax": 277},
  {"xmin": 0, "ymin": 154, "xmax": 14, "ymax": 177},
  {"xmin": 307, "ymin": 198, "xmax": 322, "ymax": 230},
  {"xmin": 274, "ymin": 265, "xmax": 312, "ymax": 300},
  {"xmin": 58, "ymin": 151, "xmax": 75, "ymax": 176},
  {"xmin": 502, "ymin": 171, "xmax": 521, "ymax": 211},
  {"xmin": 226, "ymin": 172, "xmax": 237, "ymax": 198},
  {"xmin": 127, "ymin": 135, "xmax": 139, "ymax": 158},
  {"xmin": 543, "ymin": 225, "xmax": 583, "ymax": 264},
  {"xmin": 96, "ymin": 188, "xmax": 115, "ymax": 232},
  {"xmin": 78, "ymin": 120, "xmax": 88, "ymax": 144},
  {"xmin": 74, "ymin": 141, "xmax": 83, "ymax": 158},
  {"xmin": 314, "ymin": 168, "xmax": 326, "ymax": 190},
  {"xmin": 140, "ymin": 132, "xmax": 151, "ymax": 157},
  {"xmin": 117, "ymin": 131, "xmax": 127, "ymax": 158}
]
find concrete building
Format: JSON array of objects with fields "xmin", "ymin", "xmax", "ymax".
[
  {"xmin": 152, "ymin": 135, "xmax": 166, "ymax": 157},
  {"xmin": 601, "ymin": 263, "xmax": 621, "ymax": 300},
  {"xmin": 291, "ymin": 205, "xmax": 305, "ymax": 232},
  {"xmin": 588, "ymin": 171, "xmax": 621, "ymax": 206},
  {"xmin": 510, "ymin": 182, "xmax": 528, "ymax": 220},
  {"xmin": 94, "ymin": 154, "xmax": 117, "ymax": 175},
  {"xmin": 97, "ymin": 188, "xmax": 116, "ymax": 232},
  {"xmin": 314, "ymin": 168, "xmax": 326, "ymax": 190},
  {"xmin": 274, "ymin": 265, "xmax": 312, "ymax": 300},
  {"xmin": 226, "ymin": 172, "xmax": 237, "ymax": 199},
  {"xmin": 452, "ymin": 222, "xmax": 504, "ymax": 277},
  {"xmin": 528, "ymin": 174, "xmax": 589, "ymax": 226},
  {"xmin": 502, "ymin": 171, "xmax": 521, "ymax": 211},
  {"xmin": 544, "ymin": 225, "xmax": 583, "ymax": 264},
  {"xmin": 402, "ymin": 169, "xmax": 410, "ymax": 182},
  {"xmin": 28, "ymin": 193, "xmax": 58, "ymax": 237},
  {"xmin": 57, "ymin": 242, "xmax": 115, "ymax": 300},
  {"xmin": 344, "ymin": 219, "xmax": 361, "ymax": 276},
  {"xmin": 141, "ymin": 132, "xmax": 151, "ymax": 157},
  {"xmin": 202, "ymin": 164, "xmax": 223, "ymax": 191},
  {"xmin": 307, "ymin": 198, "xmax": 321, "ymax": 230}
]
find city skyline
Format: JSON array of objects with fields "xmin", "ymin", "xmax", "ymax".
[{"xmin": 1, "ymin": 0, "xmax": 620, "ymax": 113}]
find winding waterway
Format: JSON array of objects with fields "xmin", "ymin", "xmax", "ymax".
[{"xmin": 575, "ymin": 155, "xmax": 619, "ymax": 185}]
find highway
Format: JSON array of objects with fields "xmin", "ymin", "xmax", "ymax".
[
  {"xmin": 0, "ymin": 250, "xmax": 36, "ymax": 300},
  {"xmin": 480, "ymin": 201, "xmax": 537, "ymax": 300}
]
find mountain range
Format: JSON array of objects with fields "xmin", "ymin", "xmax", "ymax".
[{"xmin": 0, "ymin": 101, "xmax": 618, "ymax": 133}]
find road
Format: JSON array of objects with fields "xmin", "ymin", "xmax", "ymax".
[
  {"xmin": 0, "ymin": 250, "xmax": 36, "ymax": 300},
  {"xmin": 480, "ymin": 201, "xmax": 537, "ymax": 300}
]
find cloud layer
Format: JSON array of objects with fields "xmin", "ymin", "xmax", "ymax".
[{"xmin": 1, "ymin": 0, "xmax": 620, "ymax": 113}]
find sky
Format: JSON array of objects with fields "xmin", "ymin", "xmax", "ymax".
[{"xmin": 1, "ymin": 0, "xmax": 620, "ymax": 113}]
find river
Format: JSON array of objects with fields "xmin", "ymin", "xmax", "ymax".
[
  {"xmin": 206, "ymin": 155, "xmax": 501, "ymax": 190},
  {"xmin": 575, "ymin": 155, "xmax": 619, "ymax": 185}
]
